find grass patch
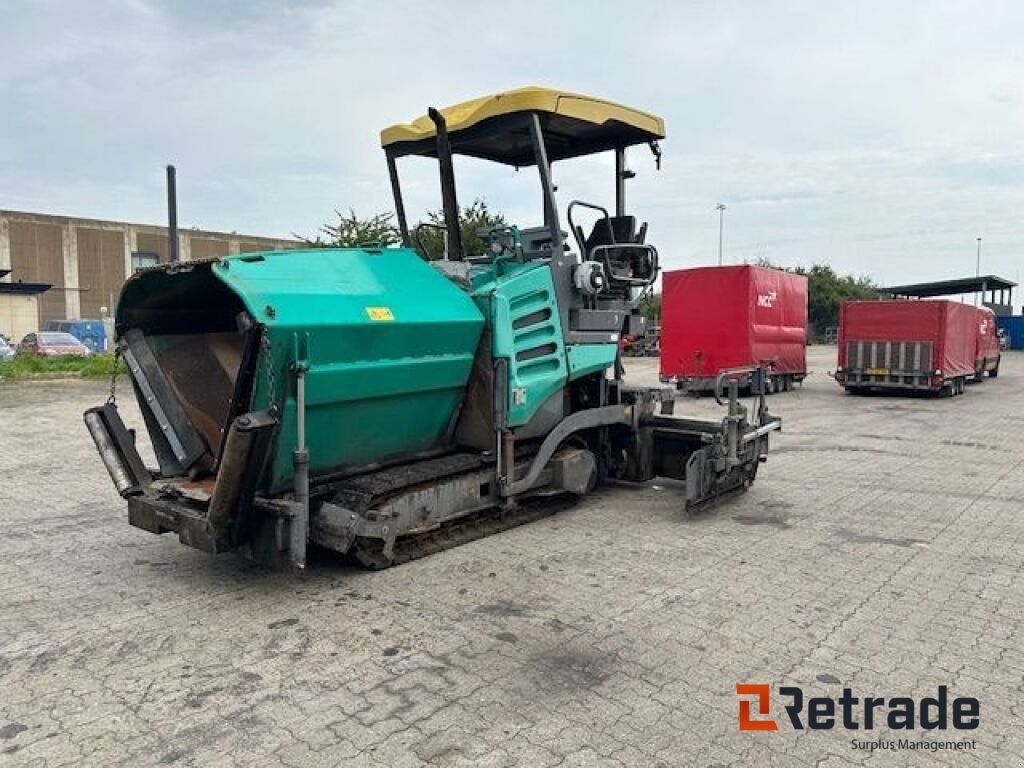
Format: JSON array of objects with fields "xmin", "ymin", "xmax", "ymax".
[{"xmin": 0, "ymin": 353, "xmax": 125, "ymax": 380}]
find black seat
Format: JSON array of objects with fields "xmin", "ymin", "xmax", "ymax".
[
  {"xmin": 581, "ymin": 216, "xmax": 653, "ymax": 284},
  {"xmin": 583, "ymin": 216, "xmax": 639, "ymax": 252}
]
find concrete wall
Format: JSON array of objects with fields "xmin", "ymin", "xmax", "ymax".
[
  {"xmin": 76, "ymin": 227, "xmax": 125, "ymax": 318},
  {"xmin": 0, "ymin": 210, "xmax": 298, "ymax": 336},
  {"xmin": 8, "ymin": 218, "xmax": 65, "ymax": 322},
  {"xmin": 0, "ymin": 294, "xmax": 39, "ymax": 342}
]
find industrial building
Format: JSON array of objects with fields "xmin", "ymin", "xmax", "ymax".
[{"xmin": 0, "ymin": 209, "xmax": 297, "ymax": 340}]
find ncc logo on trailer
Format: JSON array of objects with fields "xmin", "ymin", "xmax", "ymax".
[{"xmin": 756, "ymin": 291, "xmax": 778, "ymax": 308}]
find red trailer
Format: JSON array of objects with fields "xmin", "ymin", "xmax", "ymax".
[
  {"xmin": 974, "ymin": 307, "xmax": 1001, "ymax": 379},
  {"xmin": 836, "ymin": 300, "xmax": 977, "ymax": 396},
  {"xmin": 660, "ymin": 265, "xmax": 808, "ymax": 393}
]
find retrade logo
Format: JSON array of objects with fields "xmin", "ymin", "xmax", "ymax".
[
  {"xmin": 736, "ymin": 684, "xmax": 979, "ymax": 732},
  {"xmin": 736, "ymin": 684, "xmax": 778, "ymax": 731},
  {"xmin": 757, "ymin": 291, "xmax": 778, "ymax": 308}
]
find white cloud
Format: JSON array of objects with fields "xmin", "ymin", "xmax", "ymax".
[{"xmin": 1, "ymin": 0, "xmax": 1022, "ymax": 288}]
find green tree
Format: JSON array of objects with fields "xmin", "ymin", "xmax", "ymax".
[
  {"xmin": 300, "ymin": 209, "xmax": 401, "ymax": 248},
  {"xmin": 638, "ymin": 293, "xmax": 662, "ymax": 324},
  {"xmin": 757, "ymin": 258, "xmax": 879, "ymax": 339},
  {"xmin": 413, "ymin": 198, "xmax": 507, "ymax": 260},
  {"xmin": 304, "ymin": 199, "xmax": 507, "ymax": 260}
]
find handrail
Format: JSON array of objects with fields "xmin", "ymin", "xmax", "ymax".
[
  {"xmin": 713, "ymin": 365, "xmax": 762, "ymax": 406},
  {"xmin": 413, "ymin": 222, "xmax": 447, "ymax": 259},
  {"xmin": 589, "ymin": 243, "xmax": 659, "ymax": 288},
  {"xmin": 567, "ymin": 200, "xmax": 615, "ymax": 257},
  {"xmin": 713, "ymin": 364, "xmax": 778, "ymax": 433}
]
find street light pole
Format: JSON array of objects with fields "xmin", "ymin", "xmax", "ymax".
[
  {"xmin": 975, "ymin": 237, "xmax": 982, "ymax": 306},
  {"xmin": 716, "ymin": 203, "xmax": 726, "ymax": 266}
]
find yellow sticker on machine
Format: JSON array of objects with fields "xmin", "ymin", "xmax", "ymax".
[
  {"xmin": 867, "ymin": 367, "xmax": 890, "ymax": 376},
  {"xmin": 365, "ymin": 307, "xmax": 395, "ymax": 321}
]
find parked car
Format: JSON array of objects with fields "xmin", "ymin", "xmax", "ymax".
[
  {"xmin": 0, "ymin": 336, "xmax": 14, "ymax": 362},
  {"xmin": 17, "ymin": 331, "xmax": 91, "ymax": 357},
  {"xmin": 45, "ymin": 319, "xmax": 108, "ymax": 353}
]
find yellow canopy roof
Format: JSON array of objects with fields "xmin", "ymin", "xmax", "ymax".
[{"xmin": 380, "ymin": 86, "xmax": 666, "ymax": 165}]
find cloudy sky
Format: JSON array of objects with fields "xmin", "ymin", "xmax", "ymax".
[{"xmin": 3, "ymin": 0, "xmax": 1023, "ymax": 286}]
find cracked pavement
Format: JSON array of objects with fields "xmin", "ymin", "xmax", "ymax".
[{"xmin": 1, "ymin": 346, "xmax": 1022, "ymax": 767}]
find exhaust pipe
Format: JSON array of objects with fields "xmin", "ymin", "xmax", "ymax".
[
  {"xmin": 167, "ymin": 164, "xmax": 179, "ymax": 263},
  {"xmin": 427, "ymin": 107, "xmax": 464, "ymax": 261}
]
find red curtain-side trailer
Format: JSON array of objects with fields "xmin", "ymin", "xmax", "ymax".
[
  {"xmin": 660, "ymin": 265, "xmax": 808, "ymax": 393},
  {"xmin": 836, "ymin": 299, "xmax": 979, "ymax": 395}
]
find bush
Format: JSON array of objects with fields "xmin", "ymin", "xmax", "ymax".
[{"xmin": 0, "ymin": 353, "xmax": 125, "ymax": 380}]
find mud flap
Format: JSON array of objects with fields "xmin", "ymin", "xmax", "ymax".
[{"xmin": 684, "ymin": 447, "xmax": 715, "ymax": 508}]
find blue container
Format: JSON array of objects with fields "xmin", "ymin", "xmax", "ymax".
[
  {"xmin": 996, "ymin": 315, "xmax": 1024, "ymax": 350},
  {"xmin": 45, "ymin": 319, "xmax": 108, "ymax": 352}
]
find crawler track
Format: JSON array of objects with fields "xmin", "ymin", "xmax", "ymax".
[{"xmin": 350, "ymin": 497, "xmax": 575, "ymax": 569}]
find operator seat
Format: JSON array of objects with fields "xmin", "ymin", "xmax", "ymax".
[{"xmin": 579, "ymin": 216, "xmax": 653, "ymax": 283}]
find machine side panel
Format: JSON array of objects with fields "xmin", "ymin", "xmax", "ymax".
[
  {"xmin": 566, "ymin": 343, "xmax": 617, "ymax": 380},
  {"xmin": 210, "ymin": 248, "xmax": 486, "ymax": 491},
  {"xmin": 484, "ymin": 264, "xmax": 569, "ymax": 428}
]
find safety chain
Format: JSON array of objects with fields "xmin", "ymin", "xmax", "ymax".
[
  {"xmin": 105, "ymin": 345, "xmax": 122, "ymax": 406},
  {"xmin": 260, "ymin": 330, "xmax": 277, "ymax": 414}
]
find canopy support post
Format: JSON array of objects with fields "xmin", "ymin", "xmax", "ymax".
[
  {"xmin": 386, "ymin": 150, "xmax": 410, "ymax": 247},
  {"xmin": 528, "ymin": 114, "xmax": 563, "ymax": 252}
]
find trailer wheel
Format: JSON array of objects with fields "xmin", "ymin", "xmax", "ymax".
[{"xmin": 989, "ymin": 359, "xmax": 1000, "ymax": 378}]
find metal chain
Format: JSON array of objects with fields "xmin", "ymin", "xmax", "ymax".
[
  {"xmin": 105, "ymin": 345, "xmax": 122, "ymax": 406},
  {"xmin": 260, "ymin": 330, "xmax": 277, "ymax": 413}
]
